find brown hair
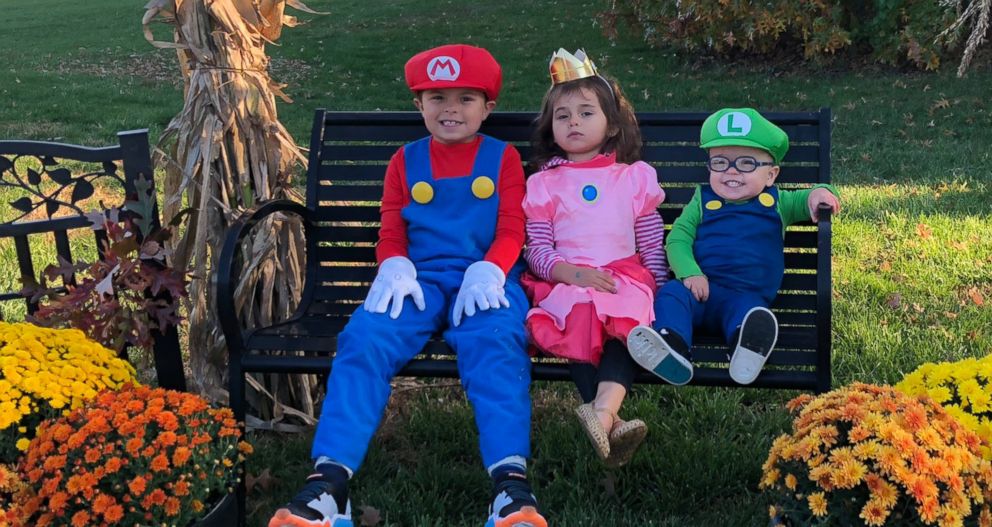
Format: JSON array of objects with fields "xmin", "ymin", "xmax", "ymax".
[{"xmin": 529, "ymin": 75, "xmax": 642, "ymax": 172}]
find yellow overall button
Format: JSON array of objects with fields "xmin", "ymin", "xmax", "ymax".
[
  {"xmin": 472, "ymin": 176, "xmax": 495, "ymax": 199},
  {"xmin": 705, "ymin": 200, "xmax": 723, "ymax": 210},
  {"xmin": 758, "ymin": 192, "xmax": 775, "ymax": 207},
  {"xmin": 411, "ymin": 181, "xmax": 434, "ymax": 204}
]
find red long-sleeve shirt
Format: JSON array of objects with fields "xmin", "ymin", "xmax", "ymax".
[{"xmin": 376, "ymin": 136, "xmax": 526, "ymax": 275}]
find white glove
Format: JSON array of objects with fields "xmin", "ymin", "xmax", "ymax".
[
  {"xmin": 363, "ymin": 256, "xmax": 426, "ymax": 319},
  {"xmin": 452, "ymin": 261, "xmax": 509, "ymax": 327}
]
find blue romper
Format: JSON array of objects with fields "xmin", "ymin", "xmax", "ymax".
[
  {"xmin": 312, "ymin": 136, "xmax": 532, "ymax": 471},
  {"xmin": 653, "ymin": 185, "xmax": 784, "ymax": 348}
]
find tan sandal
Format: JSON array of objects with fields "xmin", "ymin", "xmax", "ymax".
[
  {"xmin": 605, "ymin": 417, "xmax": 648, "ymax": 468},
  {"xmin": 575, "ymin": 403, "xmax": 611, "ymax": 460}
]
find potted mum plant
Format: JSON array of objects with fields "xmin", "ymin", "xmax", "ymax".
[
  {"xmin": 762, "ymin": 382, "xmax": 992, "ymax": 526},
  {"xmin": 896, "ymin": 354, "xmax": 992, "ymax": 460},
  {"xmin": 7, "ymin": 384, "xmax": 251, "ymax": 527}
]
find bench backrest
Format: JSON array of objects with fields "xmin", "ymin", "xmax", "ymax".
[
  {"xmin": 0, "ymin": 130, "xmax": 187, "ymax": 390},
  {"xmin": 303, "ymin": 109, "xmax": 832, "ymax": 391}
]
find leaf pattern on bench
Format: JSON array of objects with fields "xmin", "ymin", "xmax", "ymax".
[{"xmin": 0, "ymin": 154, "xmax": 124, "ymax": 223}]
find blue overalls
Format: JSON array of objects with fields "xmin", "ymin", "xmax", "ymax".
[
  {"xmin": 312, "ymin": 135, "xmax": 532, "ymax": 472},
  {"xmin": 653, "ymin": 185, "xmax": 784, "ymax": 348}
]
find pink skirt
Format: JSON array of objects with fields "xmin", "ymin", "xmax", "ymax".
[{"xmin": 521, "ymin": 255, "xmax": 656, "ymax": 366}]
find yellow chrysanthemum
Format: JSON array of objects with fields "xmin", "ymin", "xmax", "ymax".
[
  {"xmin": 0, "ymin": 322, "xmax": 138, "ymax": 458},
  {"xmin": 807, "ymin": 492, "xmax": 828, "ymax": 517}
]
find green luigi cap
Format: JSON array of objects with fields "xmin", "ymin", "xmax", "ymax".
[{"xmin": 699, "ymin": 108, "xmax": 789, "ymax": 164}]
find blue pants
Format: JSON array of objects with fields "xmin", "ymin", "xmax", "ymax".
[
  {"xmin": 311, "ymin": 267, "xmax": 532, "ymax": 472},
  {"xmin": 652, "ymin": 280, "xmax": 767, "ymax": 349}
]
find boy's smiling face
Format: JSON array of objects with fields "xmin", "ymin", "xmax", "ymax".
[
  {"xmin": 414, "ymin": 88, "xmax": 495, "ymax": 144},
  {"xmin": 707, "ymin": 145, "xmax": 780, "ymax": 201}
]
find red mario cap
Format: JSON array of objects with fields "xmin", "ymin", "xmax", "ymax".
[{"xmin": 404, "ymin": 44, "xmax": 502, "ymax": 101}]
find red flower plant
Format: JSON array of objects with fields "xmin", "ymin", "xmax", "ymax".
[{"xmin": 6, "ymin": 384, "xmax": 251, "ymax": 526}]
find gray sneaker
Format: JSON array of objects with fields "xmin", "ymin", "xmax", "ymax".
[{"xmin": 728, "ymin": 307, "xmax": 778, "ymax": 385}]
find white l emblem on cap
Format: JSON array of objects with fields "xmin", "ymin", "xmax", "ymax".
[
  {"xmin": 717, "ymin": 112, "xmax": 752, "ymax": 137},
  {"xmin": 427, "ymin": 56, "xmax": 461, "ymax": 81}
]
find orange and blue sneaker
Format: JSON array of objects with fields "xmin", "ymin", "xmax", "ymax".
[
  {"xmin": 268, "ymin": 464, "xmax": 353, "ymax": 527},
  {"xmin": 485, "ymin": 471, "xmax": 547, "ymax": 527}
]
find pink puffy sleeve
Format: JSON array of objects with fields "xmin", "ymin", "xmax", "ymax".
[
  {"xmin": 627, "ymin": 161, "xmax": 664, "ymax": 217},
  {"xmin": 522, "ymin": 172, "xmax": 556, "ymax": 221}
]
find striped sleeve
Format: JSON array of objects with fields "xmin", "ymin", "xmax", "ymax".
[
  {"xmin": 524, "ymin": 219, "xmax": 565, "ymax": 281},
  {"xmin": 635, "ymin": 212, "xmax": 669, "ymax": 287}
]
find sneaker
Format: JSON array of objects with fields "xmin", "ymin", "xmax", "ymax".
[
  {"xmin": 485, "ymin": 473, "xmax": 548, "ymax": 527},
  {"xmin": 728, "ymin": 307, "xmax": 778, "ymax": 385},
  {"xmin": 268, "ymin": 465, "xmax": 353, "ymax": 527},
  {"xmin": 627, "ymin": 326, "xmax": 693, "ymax": 385}
]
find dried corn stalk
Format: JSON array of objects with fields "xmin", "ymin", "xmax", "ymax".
[{"xmin": 143, "ymin": 0, "xmax": 323, "ymax": 426}]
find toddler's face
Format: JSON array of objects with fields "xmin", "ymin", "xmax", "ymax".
[
  {"xmin": 707, "ymin": 146, "xmax": 779, "ymax": 201},
  {"xmin": 414, "ymin": 88, "xmax": 495, "ymax": 144},
  {"xmin": 551, "ymin": 88, "xmax": 611, "ymax": 162}
]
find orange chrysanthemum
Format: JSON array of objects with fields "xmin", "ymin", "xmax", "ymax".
[
  {"xmin": 762, "ymin": 383, "xmax": 992, "ymax": 526},
  {"xmin": 5, "ymin": 384, "xmax": 249, "ymax": 526}
]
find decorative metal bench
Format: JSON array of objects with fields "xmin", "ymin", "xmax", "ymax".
[{"xmin": 0, "ymin": 130, "xmax": 186, "ymax": 391}]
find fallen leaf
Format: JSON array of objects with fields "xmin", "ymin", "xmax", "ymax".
[
  {"xmin": 886, "ymin": 293, "xmax": 902, "ymax": 309},
  {"xmin": 880, "ymin": 261, "xmax": 892, "ymax": 272},
  {"xmin": 916, "ymin": 223, "xmax": 932, "ymax": 239},
  {"xmin": 931, "ymin": 98, "xmax": 951, "ymax": 111},
  {"xmin": 359, "ymin": 505, "xmax": 382, "ymax": 526},
  {"xmin": 968, "ymin": 287, "xmax": 985, "ymax": 306},
  {"xmin": 912, "ymin": 303, "xmax": 924, "ymax": 313},
  {"xmin": 944, "ymin": 311, "xmax": 958, "ymax": 319}
]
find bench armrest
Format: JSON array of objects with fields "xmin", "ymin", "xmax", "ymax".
[{"xmin": 216, "ymin": 199, "xmax": 313, "ymax": 359}]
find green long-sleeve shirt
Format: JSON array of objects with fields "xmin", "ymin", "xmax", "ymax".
[{"xmin": 666, "ymin": 184, "xmax": 839, "ymax": 279}]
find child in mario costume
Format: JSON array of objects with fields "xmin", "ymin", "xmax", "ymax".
[
  {"xmin": 626, "ymin": 108, "xmax": 840, "ymax": 387},
  {"xmin": 268, "ymin": 44, "xmax": 547, "ymax": 527}
]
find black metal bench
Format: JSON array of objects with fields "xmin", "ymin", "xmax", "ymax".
[
  {"xmin": 218, "ymin": 108, "xmax": 834, "ymax": 425},
  {"xmin": 0, "ymin": 130, "xmax": 186, "ymax": 391}
]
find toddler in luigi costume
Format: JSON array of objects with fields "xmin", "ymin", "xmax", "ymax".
[
  {"xmin": 626, "ymin": 108, "xmax": 841, "ymax": 386},
  {"xmin": 269, "ymin": 44, "xmax": 546, "ymax": 527}
]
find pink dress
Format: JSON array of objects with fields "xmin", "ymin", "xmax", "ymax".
[{"xmin": 522, "ymin": 156, "xmax": 664, "ymax": 365}]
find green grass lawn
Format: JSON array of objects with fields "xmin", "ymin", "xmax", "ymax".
[{"xmin": 2, "ymin": 0, "xmax": 991, "ymax": 525}]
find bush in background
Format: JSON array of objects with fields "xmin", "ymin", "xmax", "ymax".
[{"xmin": 601, "ymin": 0, "xmax": 986, "ymax": 73}]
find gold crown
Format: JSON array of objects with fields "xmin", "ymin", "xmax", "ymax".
[{"xmin": 549, "ymin": 48, "xmax": 598, "ymax": 85}]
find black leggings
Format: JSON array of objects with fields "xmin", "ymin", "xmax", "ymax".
[{"xmin": 568, "ymin": 338, "xmax": 637, "ymax": 404}]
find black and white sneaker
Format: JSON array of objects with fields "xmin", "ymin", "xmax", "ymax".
[
  {"xmin": 729, "ymin": 307, "xmax": 778, "ymax": 385},
  {"xmin": 627, "ymin": 326, "xmax": 694, "ymax": 386},
  {"xmin": 485, "ymin": 471, "xmax": 547, "ymax": 527},
  {"xmin": 268, "ymin": 464, "xmax": 353, "ymax": 527}
]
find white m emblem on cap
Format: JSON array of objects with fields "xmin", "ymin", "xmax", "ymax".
[
  {"xmin": 717, "ymin": 112, "xmax": 752, "ymax": 137},
  {"xmin": 427, "ymin": 56, "xmax": 460, "ymax": 81}
]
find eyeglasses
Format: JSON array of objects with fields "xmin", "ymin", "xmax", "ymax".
[{"xmin": 707, "ymin": 156, "xmax": 775, "ymax": 173}]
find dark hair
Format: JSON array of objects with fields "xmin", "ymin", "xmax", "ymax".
[{"xmin": 529, "ymin": 75, "xmax": 642, "ymax": 172}]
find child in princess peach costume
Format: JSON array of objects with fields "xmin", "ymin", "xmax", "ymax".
[
  {"xmin": 521, "ymin": 49, "xmax": 674, "ymax": 468},
  {"xmin": 269, "ymin": 44, "xmax": 546, "ymax": 527}
]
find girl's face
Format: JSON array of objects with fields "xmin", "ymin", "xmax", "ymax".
[{"xmin": 551, "ymin": 88, "xmax": 612, "ymax": 162}]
